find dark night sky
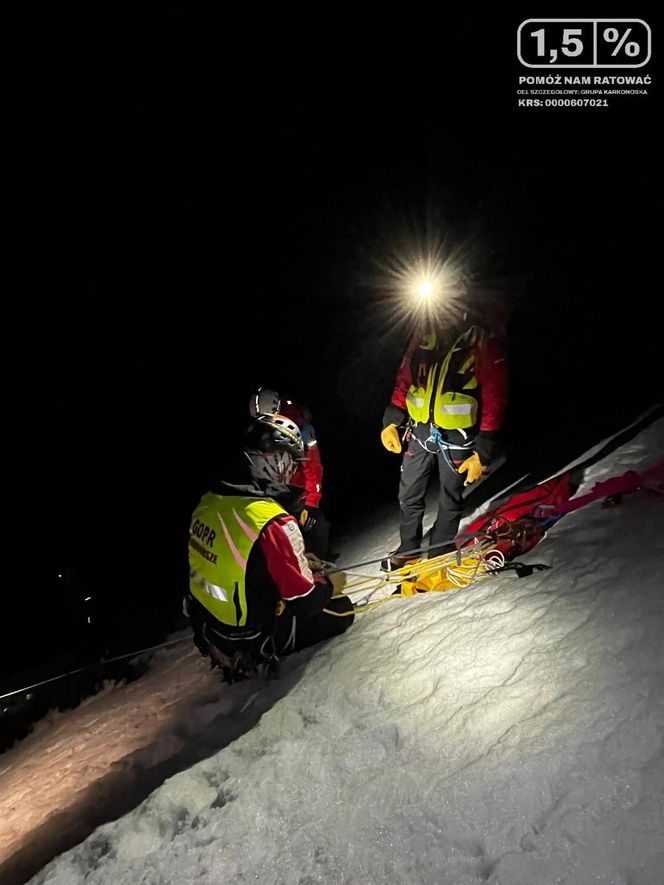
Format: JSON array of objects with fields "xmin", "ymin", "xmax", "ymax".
[{"xmin": 4, "ymin": 8, "xmax": 659, "ymax": 677}]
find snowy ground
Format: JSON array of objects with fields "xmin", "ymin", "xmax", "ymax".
[{"xmin": 2, "ymin": 419, "xmax": 663, "ymax": 885}]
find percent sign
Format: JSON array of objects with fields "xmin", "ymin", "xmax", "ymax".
[{"xmin": 603, "ymin": 27, "xmax": 640, "ymax": 57}]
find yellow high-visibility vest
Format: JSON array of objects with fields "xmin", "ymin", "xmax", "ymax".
[
  {"xmin": 188, "ymin": 493, "xmax": 285, "ymax": 626},
  {"xmin": 405, "ymin": 327, "xmax": 481, "ymax": 429}
]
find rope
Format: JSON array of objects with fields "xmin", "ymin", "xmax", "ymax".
[
  {"xmin": 324, "ymin": 536, "xmax": 460, "ymax": 575},
  {"xmin": 0, "ymin": 636, "xmax": 190, "ymax": 703},
  {"xmin": 0, "ymin": 544, "xmax": 496, "ymax": 702},
  {"xmin": 329, "ymin": 540, "xmax": 502, "ymax": 613},
  {"xmin": 325, "ymin": 514, "xmax": 506, "ymax": 576}
]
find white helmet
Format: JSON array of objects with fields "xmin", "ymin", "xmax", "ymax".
[
  {"xmin": 244, "ymin": 413, "xmax": 304, "ymax": 484},
  {"xmin": 249, "ymin": 387, "xmax": 281, "ymax": 418}
]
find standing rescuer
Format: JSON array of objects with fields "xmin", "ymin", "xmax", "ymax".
[
  {"xmin": 381, "ymin": 293, "xmax": 509, "ymax": 569},
  {"xmin": 186, "ymin": 413, "xmax": 353, "ymax": 682}
]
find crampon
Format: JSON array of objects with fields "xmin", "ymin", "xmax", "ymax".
[{"xmin": 208, "ymin": 644, "xmax": 280, "ymax": 684}]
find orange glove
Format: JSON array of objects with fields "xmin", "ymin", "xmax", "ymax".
[
  {"xmin": 458, "ymin": 452, "xmax": 485, "ymax": 486},
  {"xmin": 381, "ymin": 423, "xmax": 402, "ymax": 454}
]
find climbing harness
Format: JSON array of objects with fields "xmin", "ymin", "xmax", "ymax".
[{"xmin": 414, "ymin": 425, "xmax": 474, "ymax": 473}]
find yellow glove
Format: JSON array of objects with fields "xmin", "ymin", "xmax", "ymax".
[
  {"xmin": 458, "ymin": 452, "xmax": 485, "ymax": 486},
  {"xmin": 381, "ymin": 423, "xmax": 402, "ymax": 454}
]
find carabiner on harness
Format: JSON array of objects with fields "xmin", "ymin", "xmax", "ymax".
[{"xmin": 423, "ymin": 426, "xmax": 473, "ymax": 473}]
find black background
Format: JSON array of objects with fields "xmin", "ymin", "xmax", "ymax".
[{"xmin": 4, "ymin": 8, "xmax": 659, "ymax": 683}]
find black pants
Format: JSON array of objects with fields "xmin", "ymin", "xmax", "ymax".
[
  {"xmin": 188, "ymin": 593, "xmax": 354, "ymax": 662},
  {"xmin": 397, "ymin": 426, "xmax": 466, "ymax": 557},
  {"xmin": 273, "ymin": 593, "xmax": 354, "ymax": 653}
]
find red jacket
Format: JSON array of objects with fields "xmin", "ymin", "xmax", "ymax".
[
  {"xmin": 391, "ymin": 325, "xmax": 508, "ymax": 433},
  {"xmin": 280, "ymin": 402, "xmax": 324, "ymax": 508},
  {"xmin": 258, "ymin": 514, "xmax": 330, "ymax": 611}
]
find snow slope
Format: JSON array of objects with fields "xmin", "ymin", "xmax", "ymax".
[{"xmin": 2, "ymin": 419, "xmax": 663, "ymax": 885}]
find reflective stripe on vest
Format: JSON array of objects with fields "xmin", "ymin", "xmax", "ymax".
[
  {"xmin": 405, "ymin": 328, "xmax": 480, "ymax": 430},
  {"xmin": 188, "ymin": 493, "xmax": 286, "ymax": 627},
  {"xmin": 439, "ymin": 403, "xmax": 473, "ymax": 415}
]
